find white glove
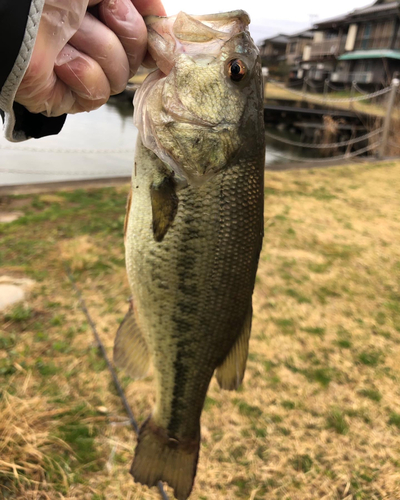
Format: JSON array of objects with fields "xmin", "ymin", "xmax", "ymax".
[{"xmin": 15, "ymin": 0, "xmax": 165, "ymax": 116}]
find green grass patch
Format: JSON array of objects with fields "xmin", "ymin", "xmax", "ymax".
[
  {"xmin": 301, "ymin": 326, "xmax": 326, "ymax": 337},
  {"xmin": 291, "ymin": 454, "xmax": 313, "ymax": 472},
  {"xmin": 0, "ymin": 332, "xmax": 16, "ymax": 350},
  {"xmin": 274, "ymin": 318, "xmax": 296, "ymax": 335},
  {"xmin": 35, "ymin": 359, "xmax": 61, "ymax": 377},
  {"xmin": 233, "ymin": 399, "xmax": 263, "ymax": 419},
  {"xmin": 358, "ymin": 388, "xmax": 382, "ymax": 402},
  {"xmin": 336, "ymin": 338, "xmax": 352, "ymax": 349},
  {"xmin": 316, "ymin": 286, "xmax": 341, "ymax": 304},
  {"xmin": 87, "ymin": 347, "xmax": 108, "ymax": 372},
  {"xmin": 304, "ymin": 367, "xmax": 334, "ymax": 387},
  {"xmin": 308, "ymin": 261, "xmax": 331, "ymax": 274},
  {"xmin": 251, "ymin": 425, "xmax": 267, "ymax": 438},
  {"xmin": 285, "ymin": 288, "xmax": 312, "ymax": 304},
  {"xmin": 52, "ymin": 341, "xmax": 71, "ymax": 353},
  {"xmin": 4, "ymin": 304, "xmax": 33, "ymax": 322},
  {"xmin": 57, "ymin": 422, "xmax": 100, "ymax": 468},
  {"xmin": 357, "ymin": 349, "xmax": 384, "ymax": 367},
  {"xmin": 204, "ymin": 396, "xmax": 220, "ymax": 411},
  {"xmin": 281, "ymin": 400, "xmax": 296, "ymax": 410},
  {"xmin": 326, "ymin": 408, "xmax": 349, "ymax": 435},
  {"xmin": 388, "ymin": 412, "xmax": 400, "ymax": 429}
]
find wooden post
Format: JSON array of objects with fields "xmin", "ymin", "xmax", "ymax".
[
  {"xmin": 324, "ymin": 78, "xmax": 329, "ymax": 103},
  {"xmin": 262, "ymin": 67, "xmax": 269, "ymax": 101},
  {"xmin": 350, "ymin": 80, "xmax": 356, "ymax": 110},
  {"xmin": 302, "ymin": 77, "xmax": 308, "ymax": 99},
  {"xmin": 379, "ymin": 78, "xmax": 399, "ymax": 159}
]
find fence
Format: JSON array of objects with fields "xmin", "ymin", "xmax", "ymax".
[
  {"xmin": 2, "ymin": 79, "xmax": 399, "ymax": 177},
  {"xmin": 267, "ymin": 77, "xmax": 400, "ymax": 162}
]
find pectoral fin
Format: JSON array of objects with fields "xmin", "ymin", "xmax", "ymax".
[
  {"xmin": 215, "ymin": 303, "xmax": 253, "ymax": 391},
  {"xmin": 114, "ymin": 300, "xmax": 151, "ymax": 379},
  {"xmin": 150, "ymin": 176, "xmax": 178, "ymax": 242}
]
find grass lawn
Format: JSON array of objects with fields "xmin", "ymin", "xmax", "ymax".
[{"xmin": 1, "ymin": 160, "xmax": 400, "ymax": 499}]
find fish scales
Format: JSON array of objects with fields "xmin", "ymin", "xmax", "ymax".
[
  {"xmin": 126, "ymin": 141, "xmax": 263, "ymax": 434},
  {"xmin": 114, "ymin": 9, "xmax": 265, "ymax": 500}
]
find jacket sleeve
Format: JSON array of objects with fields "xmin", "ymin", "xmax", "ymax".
[{"xmin": 0, "ymin": 0, "xmax": 66, "ymax": 142}]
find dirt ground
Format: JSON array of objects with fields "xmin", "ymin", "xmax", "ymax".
[{"xmin": 1, "ymin": 160, "xmax": 400, "ymax": 499}]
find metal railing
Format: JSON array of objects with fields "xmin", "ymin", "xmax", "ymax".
[
  {"xmin": 310, "ymin": 38, "xmax": 346, "ymax": 58},
  {"xmin": 330, "ymin": 71, "xmax": 375, "ymax": 84},
  {"xmin": 267, "ymin": 77, "xmax": 399, "ymax": 159}
]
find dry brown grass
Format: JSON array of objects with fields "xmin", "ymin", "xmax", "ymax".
[{"xmin": 1, "ymin": 162, "xmax": 400, "ymax": 499}]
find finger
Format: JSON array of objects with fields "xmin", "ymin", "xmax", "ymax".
[
  {"xmin": 55, "ymin": 44, "xmax": 110, "ymax": 109},
  {"xmin": 16, "ymin": 65, "xmax": 74, "ymax": 116},
  {"xmin": 69, "ymin": 95, "xmax": 111, "ymax": 114},
  {"xmin": 126, "ymin": 0, "xmax": 167, "ymax": 69},
  {"xmin": 98, "ymin": 0, "xmax": 148, "ymax": 77},
  {"xmin": 131, "ymin": 0, "xmax": 166, "ymax": 67},
  {"xmin": 69, "ymin": 12, "xmax": 129, "ymax": 94},
  {"xmin": 131, "ymin": 0, "xmax": 166, "ymax": 17},
  {"xmin": 40, "ymin": 0, "xmax": 90, "ymax": 41}
]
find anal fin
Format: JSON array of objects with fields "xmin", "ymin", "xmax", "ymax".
[
  {"xmin": 215, "ymin": 302, "xmax": 253, "ymax": 391},
  {"xmin": 113, "ymin": 300, "xmax": 151, "ymax": 379}
]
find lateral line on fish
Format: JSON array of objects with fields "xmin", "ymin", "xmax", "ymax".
[{"xmin": 64, "ymin": 263, "xmax": 170, "ymax": 500}]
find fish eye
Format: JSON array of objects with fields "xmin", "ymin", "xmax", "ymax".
[{"xmin": 228, "ymin": 59, "xmax": 247, "ymax": 82}]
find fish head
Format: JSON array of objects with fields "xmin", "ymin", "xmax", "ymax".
[{"xmin": 134, "ymin": 10, "xmax": 264, "ymax": 184}]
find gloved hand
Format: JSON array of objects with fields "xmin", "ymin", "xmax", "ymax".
[{"xmin": 15, "ymin": 0, "xmax": 165, "ymax": 116}]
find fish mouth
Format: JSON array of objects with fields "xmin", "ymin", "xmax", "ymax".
[
  {"xmin": 133, "ymin": 10, "xmax": 255, "ymax": 184},
  {"xmin": 144, "ymin": 10, "xmax": 251, "ymax": 76},
  {"xmin": 144, "ymin": 10, "xmax": 250, "ymax": 29}
]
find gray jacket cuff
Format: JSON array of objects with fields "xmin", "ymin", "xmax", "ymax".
[{"xmin": 0, "ymin": 0, "xmax": 45, "ymax": 142}]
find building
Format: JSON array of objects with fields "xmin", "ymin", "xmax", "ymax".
[
  {"xmin": 301, "ymin": 0, "xmax": 400, "ymax": 87},
  {"xmin": 259, "ymin": 31, "xmax": 314, "ymax": 78},
  {"xmin": 259, "ymin": 34, "xmax": 290, "ymax": 63},
  {"xmin": 285, "ymin": 30, "xmax": 314, "ymax": 67},
  {"xmin": 259, "ymin": 34, "xmax": 290, "ymax": 76}
]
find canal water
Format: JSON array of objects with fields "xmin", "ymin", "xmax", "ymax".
[{"xmin": 0, "ymin": 99, "xmax": 294, "ymax": 186}]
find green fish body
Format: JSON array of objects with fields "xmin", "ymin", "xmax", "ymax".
[{"xmin": 114, "ymin": 10, "xmax": 265, "ymax": 500}]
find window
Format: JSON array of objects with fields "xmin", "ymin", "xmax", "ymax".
[
  {"xmin": 361, "ymin": 23, "xmax": 372, "ymax": 49},
  {"xmin": 325, "ymin": 31, "xmax": 339, "ymax": 40}
]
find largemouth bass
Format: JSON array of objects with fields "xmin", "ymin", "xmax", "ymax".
[{"xmin": 114, "ymin": 10, "xmax": 265, "ymax": 500}]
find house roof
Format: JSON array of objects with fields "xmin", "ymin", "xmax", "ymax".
[
  {"xmin": 313, "ymin": 0, "xmax": 400, "ymax": 29},
  {"xmin": 287, "ymin": 30, "xmax": 314, "ymax": 39},
  {"xmin": 312, "ymin": 13, "xmax": 349, "ymax": 29},
  {"xmin": 261, "ymin": 34, "xmax": 290, "ymax": 45},
  {"xmin": 338, "ymin": 49, "xmax": 400, "ymax": 60},
  {"xmin": 352, "ymin": 1, "xmax": 399, "ymax": 16}
]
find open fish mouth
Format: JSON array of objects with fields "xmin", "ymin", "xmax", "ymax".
[
  {"xmin": 144, "ymin": 10, "xmax": 251, "ymax": 75},
  {"xmin": 133, "ymin": 9, "xmax": 259, "ymax": 183}
]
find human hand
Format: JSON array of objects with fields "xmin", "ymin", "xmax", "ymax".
[{"xmin": 15, "ymin": 0, "xmax": 166, "ymax": 116}]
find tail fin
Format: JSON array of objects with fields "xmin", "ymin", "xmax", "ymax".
[{"xmin": 130, "ymin": 417, "xmax": 200, "ymax": 500}]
